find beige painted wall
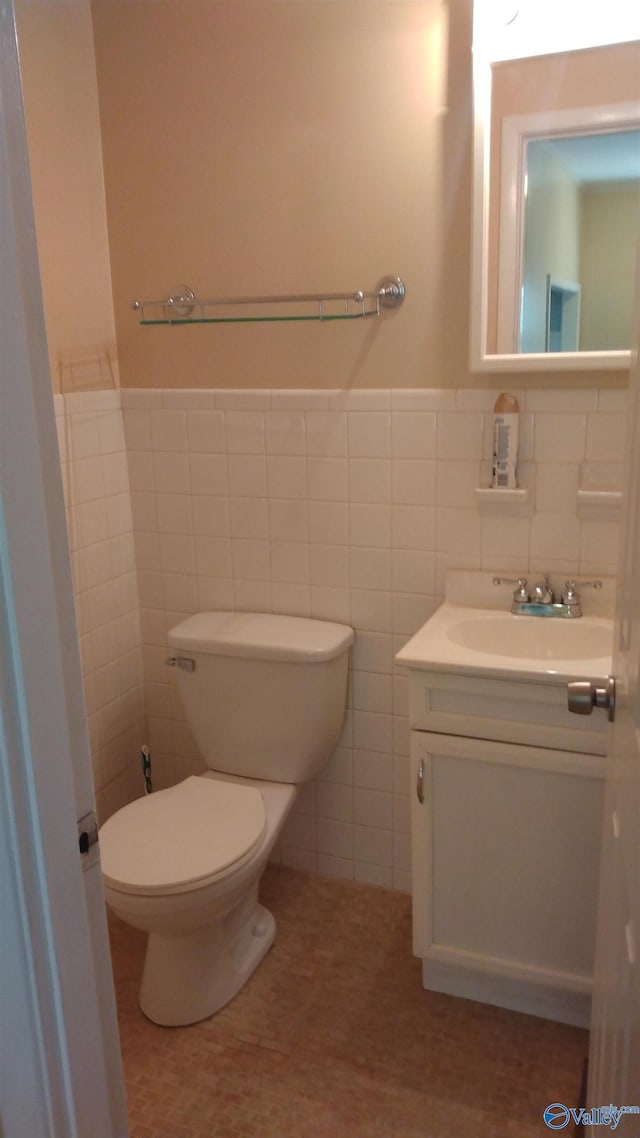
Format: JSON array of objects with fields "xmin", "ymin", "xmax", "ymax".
[
  {"xmin": 16, "ymin": 1, "xmax": 117, "ymax": 394},
  {"xmin": 92, "ymin": 0, "xmax": 447, "ymax": 390},
  {"xmin": 17, "ymin": 0, "xmax": 633, "ymax": 393},
  {"xmin": 16, "ymin": 5, "xmax": 144, "ymax": 819}
]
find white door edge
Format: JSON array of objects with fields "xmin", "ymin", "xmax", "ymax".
[{"xmin": 0, "ymin": 2, "xmax": 127, "ymax": 1134}]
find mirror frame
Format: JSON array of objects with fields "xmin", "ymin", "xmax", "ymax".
[{"xmin": 470, "ymin": 3, "xmax": 639, "ymax": 373}]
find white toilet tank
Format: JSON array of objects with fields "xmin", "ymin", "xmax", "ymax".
[{"xmin": 167, "ymin": 612, "xmax": 354, "ymax": 783}]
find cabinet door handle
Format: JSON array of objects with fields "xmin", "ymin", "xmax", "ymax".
[{"xmin": 416, "ymin": 757, "xmax": 425, "ymax": 804}]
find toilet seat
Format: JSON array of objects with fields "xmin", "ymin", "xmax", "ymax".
[{"xmin": 100, "ymin": 776, "xmax": 266, "ymax": 897}]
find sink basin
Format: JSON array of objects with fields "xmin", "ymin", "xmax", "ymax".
[
  {"xmin": 395, "ymin": 601, "xmax": 614, "ymax": 681},
  {"xmin": 447, "ymin": 613, "xmax": 612, "ymax": 661}
]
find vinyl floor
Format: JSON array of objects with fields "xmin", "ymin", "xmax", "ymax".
[{"xmin": 109, "ymin": 865, "xmax": 587, "ymax": 1138}]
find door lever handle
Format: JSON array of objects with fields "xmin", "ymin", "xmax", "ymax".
[{"xmin": 567, "ymin": 676, "xmax": 615, "ymax": 722}]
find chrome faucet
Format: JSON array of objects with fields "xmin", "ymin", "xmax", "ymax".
[
  {"xmin": 532, "ymin": 574, "xmax": 554, "ymax": 604},
  {"xmin": 492, "ymin": 575, "xmax": 602, "ymax": 618}
]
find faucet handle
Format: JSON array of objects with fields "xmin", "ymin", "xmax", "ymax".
[
  {"xmin": 493, "ymin": 575, "xmax": 529, "ymax": 601},
  {"xmin": 562, "ymin": 580, "xmax": 579, "ymax": 604},
  {"xmin": 562, "ymin": 578, "xmax": 602, "ymax": 603}
]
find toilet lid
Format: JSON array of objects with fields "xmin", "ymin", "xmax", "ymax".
[{"xmin": 99, "ymin": 777, "xmax": 266, "ymax": 896}]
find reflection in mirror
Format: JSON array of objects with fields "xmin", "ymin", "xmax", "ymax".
[
  {"xmin": 471, "ymin": 7, "xmax": 640, "ymax": 373},
  {"xmin": 524, "ymin": 134, "xmax": 638, "ymax": 352},
  {"xmin": 495, "ymin": 95, "xmax": 640, "ymax": 354}
]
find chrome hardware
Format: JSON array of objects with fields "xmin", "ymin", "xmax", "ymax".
[
  {"xmin": 77, "ymin": 810, "xmax": 99, "ymax": 857},
  {"xmin": 567, "ymin": 675, "xmax": 615, "ymax": 722},
  {"xmin": 416, "ymin": 758, "xmax": 425, "ymax": 804},
  {"xmin": 625, "ymin": 921, "xmax": 637, "ymax": 967},
  {"xmin": 377, "ymin": 275, "xmax": 406, "ymax": 309},
  {"xmin": 493, "ymin": 574, "xmax": 603, "ymax": 617},
  {"xmin": 561, "ymin": 578, "xmax": 602, "ymax": 603},
  {"xmin": 558, "ymin": 578, "xmax": 602, "ymax": 619},
  {"xmin": 492, "ymin": 576, "xmax": 530, "ymax": 602},
  {"xmin": 131, "ymin": 276, "xmax": 406, "ymax": 324},
  {"xmin": 164, "ymin": 285, "xmax": 196, "ymax": 319},
  {"xmin": 560, "ymin": 580, "xmax": 582, "ymax": 616},
  {"xmin": 532, "ymin": 575, "xmax": 554, "ymax": 604},
  {"xmin": 166, "ymin": 656, "xmax": 196, "ymax": 672}
]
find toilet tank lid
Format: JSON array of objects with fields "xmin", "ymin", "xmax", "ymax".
[{"xmin": 168, "ymin": 612, "xmax": 354, "ymax": 662}]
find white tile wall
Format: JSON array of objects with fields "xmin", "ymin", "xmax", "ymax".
[
  {"xmin": 55, "ymin": 391, "xmax": 146, "ymax": 823},
  {"xmin": 44, "ymin": 385, "xmax": 629, "ymax": 883},
  {"xmin": 110, "ymin": 385, "xmax": 626, "ymax": 891}
]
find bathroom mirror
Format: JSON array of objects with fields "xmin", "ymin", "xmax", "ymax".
[{"xmin": 470, "ymin": 0, "xmax": 640, "ymax": 372}]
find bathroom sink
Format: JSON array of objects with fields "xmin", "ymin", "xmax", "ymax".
[
  {"xmin": 395, "ymin": 601, "xmax": 614, "ymax": 682},
  {"xmin": 446, "ymin": 612, "xmax": 611, "ymax": 661}
]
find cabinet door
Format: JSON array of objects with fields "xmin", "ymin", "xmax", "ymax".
[{"xmin": 411, "ymin": 731, "xmax": 604, "ymax": 1018}]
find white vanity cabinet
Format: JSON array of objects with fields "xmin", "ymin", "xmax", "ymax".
[{"xmin": 407, "ymin": 668, "xmax": 607, "ymax": 1028}]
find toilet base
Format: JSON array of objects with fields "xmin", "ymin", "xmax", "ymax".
[{"xmin": 138, "ymin": 894, "xmax": 276, "ymax": 1026}]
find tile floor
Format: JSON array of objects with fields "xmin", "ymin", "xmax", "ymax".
[{"xmin": 110, "ymin": 866, "xmax": 587, "ymax": 1138}]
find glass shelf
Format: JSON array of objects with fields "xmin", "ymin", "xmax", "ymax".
[
  {"xmin": 131, "ymin": 277, "xmax": 406, "ymax": 326},
  {"xmin": 139, "ymin": 311, "xmax": 379, "ymax": 326}
]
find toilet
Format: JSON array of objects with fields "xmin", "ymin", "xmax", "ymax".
[{"xmin": 99, "ymin": 611, "xmax": 353, "ymax": 1026}]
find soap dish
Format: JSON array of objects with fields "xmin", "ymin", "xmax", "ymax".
[
  {"xmin": 475, "ymin": 486, "xmax": 534, "ymax": 515},
  {"xmin": 576, "ymin": 488, "xmax": 622, "ymax": 520}
]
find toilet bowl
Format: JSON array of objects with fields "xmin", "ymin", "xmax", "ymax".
[{"xmin": 99, "ymin": 612, "xmax": 353, "ymax": 1026}]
